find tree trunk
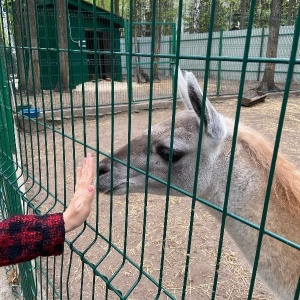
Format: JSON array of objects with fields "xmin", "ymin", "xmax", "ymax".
[
  {"xmin": 0, "ymin": 21, "xmax": 5, "ymax": 59},
  {"xmin": 153, "ymin": 0, "xmax": 162, "ymax": 81},
  {"xmin": 213, "ymin": 0, "xmax": 220, "ymax": 31},
  {"xmin": 257, "ymin": 0, "xmax": 263, "ymax": 27},
  {"xmin": 153, "ymin": 26, "xmax": 161, "ymax": 81},
  {"xmin": 13, "ymin": 0, "xmax": 27, "ymax": 92},
  {"xmin": 240, "ymin": 0, "xmax": 247, "ymax": 29},
  {"xmin": 134, "ymin": 28, "xmax": 142, "ymax": 83},
  {"xmin": 287, "ymin": 0, "xmax": 295, "ymax": 25},
  {"xmin": 55, "ymin": 0, "xmax": 69, "ymax": 92},
  {"xmin": 257, "ymin": 0, "xmax": 282, "ymax": 93},
  {"xmin": 114, "ymin": 0, "xmax": 120, "ymax": 15},
  {"xmin": 26, "ymin": 0, "xmax": 41, "ymax": 94},
  {"xmin": 121, "ymin": 0, "xmax": 125, "ymax": 18},
  {"xmin": 192, "ymin": 0, "xmax": 201, "ymax": 32}
]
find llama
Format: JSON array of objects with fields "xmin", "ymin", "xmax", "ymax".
[{"xmin": 98, "ymin": 69, "xmax": 300, "ymax": 299}]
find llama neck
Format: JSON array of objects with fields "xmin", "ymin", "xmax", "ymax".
[
  {"xmin": 205, "ymin": 138, "xmax": 300, "ymax": 300},
  {"xmin": 208, "ymin": 136, "xmax": 300, "ymax": 239}
]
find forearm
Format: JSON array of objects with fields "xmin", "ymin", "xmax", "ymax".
[{"xmin": 0, "ymin": 213, "xmax": 65, "ymax": 267}]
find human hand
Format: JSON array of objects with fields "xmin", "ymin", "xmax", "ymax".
[{"xmin": 63, "ymin": 153, "xmax": 95, "ymax": 233}]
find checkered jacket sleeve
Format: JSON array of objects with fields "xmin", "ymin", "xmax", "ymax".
[{"xmin": 0, "ymin": 213, "xmax": 65, "ymax": 267}]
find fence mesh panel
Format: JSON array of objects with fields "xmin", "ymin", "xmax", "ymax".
[{"xmin": 0, "ymin": 0, "xmax": 300, "ymax": 299}]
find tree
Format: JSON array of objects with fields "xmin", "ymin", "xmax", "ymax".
[
  {"xmin": 25, "ymin": 0, "xmax": 41, "ymax": 94},
  {"xmin": 287, "ymin": 0, "xmax": 299, "ymax": 25},
  {"xmin": 131, "ymin": 0, "xmax": 177, "ymax": 82},
  {"xmin": 11, "ymin": 0, "xmax": 41, "ymax": 94},
  {"xmin": 133, "ymin": 0, "xmax": 143, "ymax": 83},
  {"xmin": 190, "ymin": 0, "xmax": 201, "ymax": 32},
  {"xmin": 184, "ymin": 0, "xmax": 237, "ymax": 32},
  {"xmin": 134, "ymin": 30, "xmax": 142, "ymax": 83},
  {"xmin": 114, "ymin": 0, "xmax": 120, "ymax": 15},
  {"xmin": 257, "ymin": 0, "xmax": 282, "ymax": 92},
  {"xmin": 12, "ymin": 0, "xmax": 27, "ymax": 92},
  {"xmin": 153, "ymin": 0, "xmax": 162, "ymax": 81},
  {"xmin": 184, "ymin": 0, "xmax": 213, "ymax": 32},
  {"xmin": 0, "ymin": 14, "xmax": 5, "ymax": 59},
  {"xmin": 149, "ymin": 0, "xmax": 176, "ymax": 81},
  {"xmin": 213, "ymin": 0, "xmax": 220, "ymax": 31},
  {"xmin": 54, "ymin": 0, "xmax": 69, "ymax": 92},
  {"xmin": 120, "ymin": 0, "xmax": 128, "ymax": 18},
  {"xmin": 240, "ymin": 0, "xmax": 247, "ymax": 29}
]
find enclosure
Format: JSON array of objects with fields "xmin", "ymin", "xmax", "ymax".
[
  {"xmin": 0, "ymin": 0, "xmax": 300, "ymax": 299},
  {"xmin": 35, "ymin": 0, "xmax": 125, "ymax": 89}
]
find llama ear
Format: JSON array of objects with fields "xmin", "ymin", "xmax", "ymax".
[
  {"xmin": 184, "ymin": 71, "xmax": 227, "ymax": 141},
  {"xmin": 184, "ymin": 71, "xmax": 206, "ymax": 120},
  {"xmin": 177, "ymin": 68, "xmax": 194, "ymax": 110}
]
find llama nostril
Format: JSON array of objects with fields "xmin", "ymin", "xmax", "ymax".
[{"xmin": 98, "ymin": 163, "xmax": 110, "ymax": 176}]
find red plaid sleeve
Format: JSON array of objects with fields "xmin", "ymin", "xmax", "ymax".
[{"xmin": 0, "ymin": 213, "xmax": 65, "ymax": 267}]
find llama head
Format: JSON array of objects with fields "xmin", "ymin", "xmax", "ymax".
[{"xmin": 98, "ymin": 69, "xmax": 229, "ymax": 197}]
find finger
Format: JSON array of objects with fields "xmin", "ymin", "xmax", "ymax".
[
  {"xmin": 82, "ymin": 154, "xmax": 95, "ymax": 184},
  {"xmin": 77, "ymin": 166, "xmax": 82, "ymax": 179},
  {"xmin": 82, "ymin": 157, "xmax": 87, "ymax": 170},
  {"xmin": 75, "ymin": 167, "xmax": 82, "ymax": 191},
  {"xmin": 87, "ymin": 155, "xmax": 95, "ymax": 180},
  {"xmin": 81, "ymin": 155, "xmax": 89, "ymax": 176},
  {"xmin": 80, "ymin": 157, "xmax": 89, "ymax": 180}
]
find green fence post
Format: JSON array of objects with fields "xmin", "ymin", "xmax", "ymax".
[
  {"xmin": 169, "ymin": 35, "xmax": 172, "ymax": 76},
  {"xmin": 171, "ymin": 22, "xmax": 176, "ymax": 100},
  {"xmin": 124, "ymin": 20, "xmax": 134, "ymax": 104},
  {"xmin": 0, "ymin": 49, "xmax": 36, "ymax": 300},
  {"xmin": 257, "ymin": 27, "xmax": 265, "ymax": 81},
  {"xmin": 217, "ymin": 30, "xmax": 223, "ymax": 96},
  {"xmin": 0, "ymin": 47, "xmax": 19, "ymax": 214},
  {"xmin": 169, "ymin": 23, "xmax": 176, "ymax": 76}
]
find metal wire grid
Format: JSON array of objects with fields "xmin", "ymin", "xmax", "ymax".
[{"xmin": 0, "ymin": 0, "xmax": 299, "ymax": 299}]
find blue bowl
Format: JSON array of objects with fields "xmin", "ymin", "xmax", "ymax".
[{"xmin": 22, "ymin": 108, "xmax": 41, "ymax": 118}]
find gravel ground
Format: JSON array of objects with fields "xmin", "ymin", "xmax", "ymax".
[{"xmin": 0, "ymin": 270, "xmax": 14, "ymax": 300}]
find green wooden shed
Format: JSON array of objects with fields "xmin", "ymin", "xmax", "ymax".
[{"xmin": 36, "ymin": 0, "xmax": 125, "ymax": 90}]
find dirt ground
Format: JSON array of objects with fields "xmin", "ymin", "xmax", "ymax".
[
  {"xmin": 22, "ymin": 78, "xmax": 300, "ymax": 111},
  {"xmin": 10, "ymin": 92, "xmax": 300, "ymax": 299}
]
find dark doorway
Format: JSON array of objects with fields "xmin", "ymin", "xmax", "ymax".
[{"xmin": 85, "ymin": 30, "xmax": 112, "ymax": 81}]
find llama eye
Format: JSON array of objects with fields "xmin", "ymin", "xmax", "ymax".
[{"xmin": 156, "ymin": 146, "xmax": 184, "ymax": 163}]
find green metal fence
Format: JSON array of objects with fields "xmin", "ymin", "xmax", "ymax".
[
  {"xmin": 0, "ymin": 42, "xmax": 37, "ymax": 299},
  {"xmin": 0, "ymin": 0, "xmax": 300, "ymax": 299},
  {"xmin": 120, "ymin": 25, "xmax": 300, "ymax": 96}
]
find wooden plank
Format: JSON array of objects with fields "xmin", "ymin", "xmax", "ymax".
[{"xmin": 242, "ymin": 91, "xmax": 268, "ymax": 107}]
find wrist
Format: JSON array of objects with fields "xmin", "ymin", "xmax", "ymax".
[{"xmin": 63, "ymin": 212, "xmax": 72, "ymax": 233}]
